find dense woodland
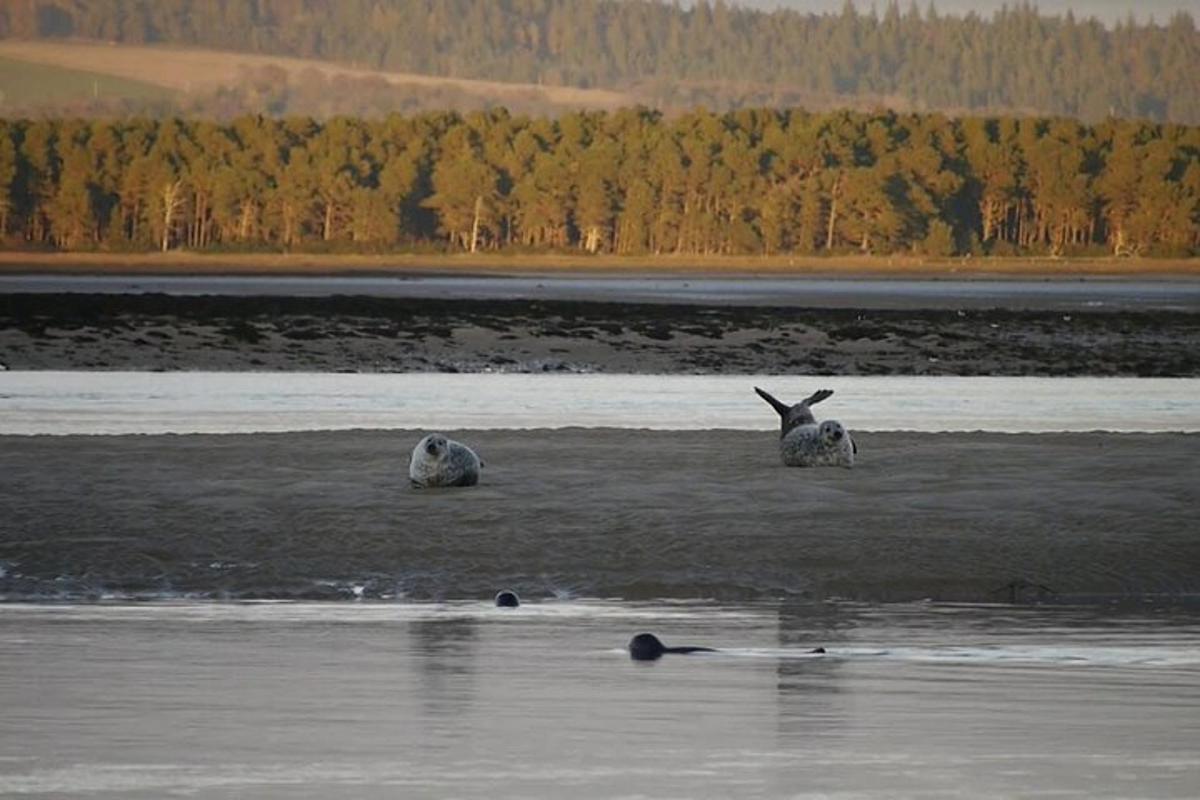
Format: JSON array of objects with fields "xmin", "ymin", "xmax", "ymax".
[
  {"xmin": 1, "ymin": 0, "xmax": 1197, "ymax": 123},
  {"xmin": 1, "ymin": 109, "xmax": 1198, "ymax": 257}
]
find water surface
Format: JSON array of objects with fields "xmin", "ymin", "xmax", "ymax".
[
  {"xmin": 1, "ymin": 601, "xmax": 1197, "ymax": 799},
  {"xmin": 2, "ymin": 372, "xmax": 1198, "ymax": 434},
  {"xmin": 3, "ymin": 273, "xmax": 1198, "ymax": 310}
]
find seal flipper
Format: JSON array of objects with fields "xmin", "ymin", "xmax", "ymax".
[
  {"xmin": 754, "ymin": 386, "xmax": 791, "ymax": 418},
  {"xmin": 802, "ymin": 389, "xmax": 834, "ymax": 407}
]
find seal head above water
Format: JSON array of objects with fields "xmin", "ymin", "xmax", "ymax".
[
  {"xmin": 495, "ymin": 590, "xmax": 520, "ymax": 608},
  {"xmin": 628, "ymin": 633, "xmax": 825, "ymax": 661},
  {"xmin": 409, "ymin": 433, "xmax": 482, "ymax": 488},
  {"xmin": 627, "ymin": 633, "xmax": 717, "ymax": 661}
]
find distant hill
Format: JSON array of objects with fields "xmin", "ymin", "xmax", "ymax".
[
  {"xmin": 0, "ymin": 40, "xmax": 632, "ymax": 118},
  {"xmin": 0, "ymin": 0, "xmax": 1196, "ymax": 122}
]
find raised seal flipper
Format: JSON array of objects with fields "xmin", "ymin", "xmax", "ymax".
[
  {"xmin": 802, "ymin": 389, "xmax": 834, "ymax": 407},
  {"xmin": 754, "ymin": 386, "xmax": 791, "ymax": 417}
]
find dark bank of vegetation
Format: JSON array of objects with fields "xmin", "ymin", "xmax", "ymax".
[
  {"xmin": 1, "ymin": 108, "xmax": 1198, "ymax": 258},
  {"xmin": 1, "ymin": 0, "xmax": 1197, "ymax": 123},
  {"xmin": 5, "ymin": 293, "xmax": 1199, "ymax": 376}
]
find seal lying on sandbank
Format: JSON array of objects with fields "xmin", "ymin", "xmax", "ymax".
[
  {"xmin": 628, "ymin": 633, "xmax": 826, "ymax": 661},
  {"xmin": 754, "ymin": 386, "xmax": 856, "ymax": 468},
  {"xmin": 494, "ymin": 590, "xmax": 520, "ymax": 608},
  {"xmin": 409, "ymin": 433, "xmax": 483, "ymax": 488}
]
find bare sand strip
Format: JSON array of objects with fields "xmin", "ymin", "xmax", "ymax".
[
  {"xmin": 2, "ymin": 429, "xmax": 1196, "ymax": 603},
  {"xmin": 2, "ymin": 250, "xmax": 1199, "ymax": 277}
]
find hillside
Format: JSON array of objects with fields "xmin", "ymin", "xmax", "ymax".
[
  {"xmin": 0, "ymin": 40, "xmax": 631, "ymax": 118},
  {"xmin": 0, "ymin": 53, "xmax": 172, "ymax": 114},
  {"xmin": 0, "ymin": 0, "xmax": 1196, "ymax": 123}
]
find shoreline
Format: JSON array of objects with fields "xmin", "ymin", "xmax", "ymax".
[
  {"xmin": 2, "ymin": 428, "xmax": 1196, "ymax": 604},
  {"xmin": 3, "ymin": 250, "xmax": 1200, "ymax": 277}
]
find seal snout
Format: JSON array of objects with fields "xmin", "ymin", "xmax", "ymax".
[{"xmin": 425, "ymin": 441, "xmax": 440, "ymax": 455}]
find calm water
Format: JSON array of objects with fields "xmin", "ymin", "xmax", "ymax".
[
  {"xmin": 3, "ymin": 273, "xmax": 1199, "ymax": 310},
  {"xmin": 2, "ymin": 372, "xmax": 1199, "ymax": 434},
  {"xmin": 0, "ymin": 601, "xmax": 1197, "ymax": 799}
]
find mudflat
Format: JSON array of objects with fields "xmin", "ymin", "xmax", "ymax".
[
  {"xmin": 3, "ymin": 292, "xmax": 1199, "ymax": 375},
  {"xmin": 2, "ymin": 428, "xmax": 1196, "ymax": 602}
]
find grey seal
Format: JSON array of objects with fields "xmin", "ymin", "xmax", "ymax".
[
  {"xmin": 494, "ymin": 590, "xmax": 520, "ymax": 608},
  {"xmin": 409, "ymin": 433, "xmax": 482, "ymax": 488},
  {"xmin": 754, "ymin": 386, "xmax": 856, "ymax": 468}
]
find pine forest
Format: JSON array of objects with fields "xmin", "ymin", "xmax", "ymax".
[{"xmin": 1, "ymin": 109, "xmax": 1197, "ymax": 258}]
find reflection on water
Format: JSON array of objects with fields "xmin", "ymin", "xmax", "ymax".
[
  {"xmin": 2, "ymin": 371, "xmax": 1199, "ymax": 434},
  {"xmin": 411, "ymin": 616, "xmax": 476, "ymax": 724},
  {"xmin": 0, "ymin": 601, "xmax": 1197, "ymax": 799}
]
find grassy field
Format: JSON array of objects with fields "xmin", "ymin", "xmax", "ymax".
[
  {"xmin": 0, "ymin": 55, "xmax": 174, "ymax": 109},
  {"xmin": 0, "ymin": 40, "xmax": 630, "ymax": 110},
  {"xmin": 1, "ymin": 250, "xmax": 1197, "ymax": 277}
]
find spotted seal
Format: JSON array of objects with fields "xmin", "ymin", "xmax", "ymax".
[
  {"xmin": 494, "ymin": 590, "xmax": 520, "ymax": 608},
  {"xmin": 409, "ymin": 433, "xmax": 482, "ymax": 488},
  {"xmin": 754, "ymin": 387, "xmax": 856, "ymax": 468}
]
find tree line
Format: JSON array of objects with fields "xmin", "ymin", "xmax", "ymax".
[
  {"xmin": 2, "ymin": 0, "xmax": 1197, "ymax": 124},
  {"xmin": 1, "ymin": 109, "xmax": 1198, "ymax": 258}
]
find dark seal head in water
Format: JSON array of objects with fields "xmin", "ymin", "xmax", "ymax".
[
  {"xmin": 494, "ymin": 590, "xmax": 520, "ymax": 608},
  {"xmin": 628, "ymin": 633, "xmax": 826, "ymax": 660},
  {"xmin": 627, "ymin": 633, "xmax": 718, "ymax": 661}
]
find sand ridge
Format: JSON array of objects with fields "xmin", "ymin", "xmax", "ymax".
[{"xmin": 2, "ymin": 429, "xmax": 1196, "ymax": 603}]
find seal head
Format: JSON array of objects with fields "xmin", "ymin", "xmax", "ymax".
[
  {"xmin": 494, "ymin": 590, "xmax": 520, "ymax": 608},
  {"xmin": 628, "ymin": 633, "xmax": 717, "ymax": 661}
]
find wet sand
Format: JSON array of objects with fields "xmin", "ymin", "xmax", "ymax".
[
  {"xmin": 4, "ymin": 293, "xmax": 1199, "ymax": 375},
  {"xmin": 2, "ymin": 429, "xmax": 1196, "ymax": 603}
]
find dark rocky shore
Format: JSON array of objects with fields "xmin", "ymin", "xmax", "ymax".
[{"xmin": 3, "ymin": 292, "xmax": 1199, "ymax": 376}]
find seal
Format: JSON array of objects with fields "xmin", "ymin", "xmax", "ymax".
[
  {"xmin": 754, "ymin": 386, "xmax": 833, "ymax": 437},
  {"xmin": 628, "ymin": 633, "xmax": 716, "ymax": 661},
  {"xmin": 409, "ymin": 433, "xmax": 482, "ymax": 488},
  {"xmin": 627, "ymin": 633, "xmax": 826, "ymax": 661},
  {"xmin": 494, "ymin": 590, "xmax": 520, "ymax": 608},
  {"xmin": 754, "ymin": 386, "xmax": 856, "ymax": 468},
  {"xmin": 779, "ymin": 419, "xmax": 856, "ymax": 468}
]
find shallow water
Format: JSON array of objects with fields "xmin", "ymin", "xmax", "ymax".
[
  {"xmin": 2, "ymin": 371, "xmax": 1199, "ymax": 434},
  {"xmin": 0, "ymin": 601, "xmax": 1197, "ymax": 799},
  {"xmin": 3, "ymin": 273, "xmax": 1199, "ymax": 310}
]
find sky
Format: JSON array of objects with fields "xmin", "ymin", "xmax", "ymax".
[{"xmin": 731, "ymin": 0, "xmax": 1200, "ymax": 25}]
